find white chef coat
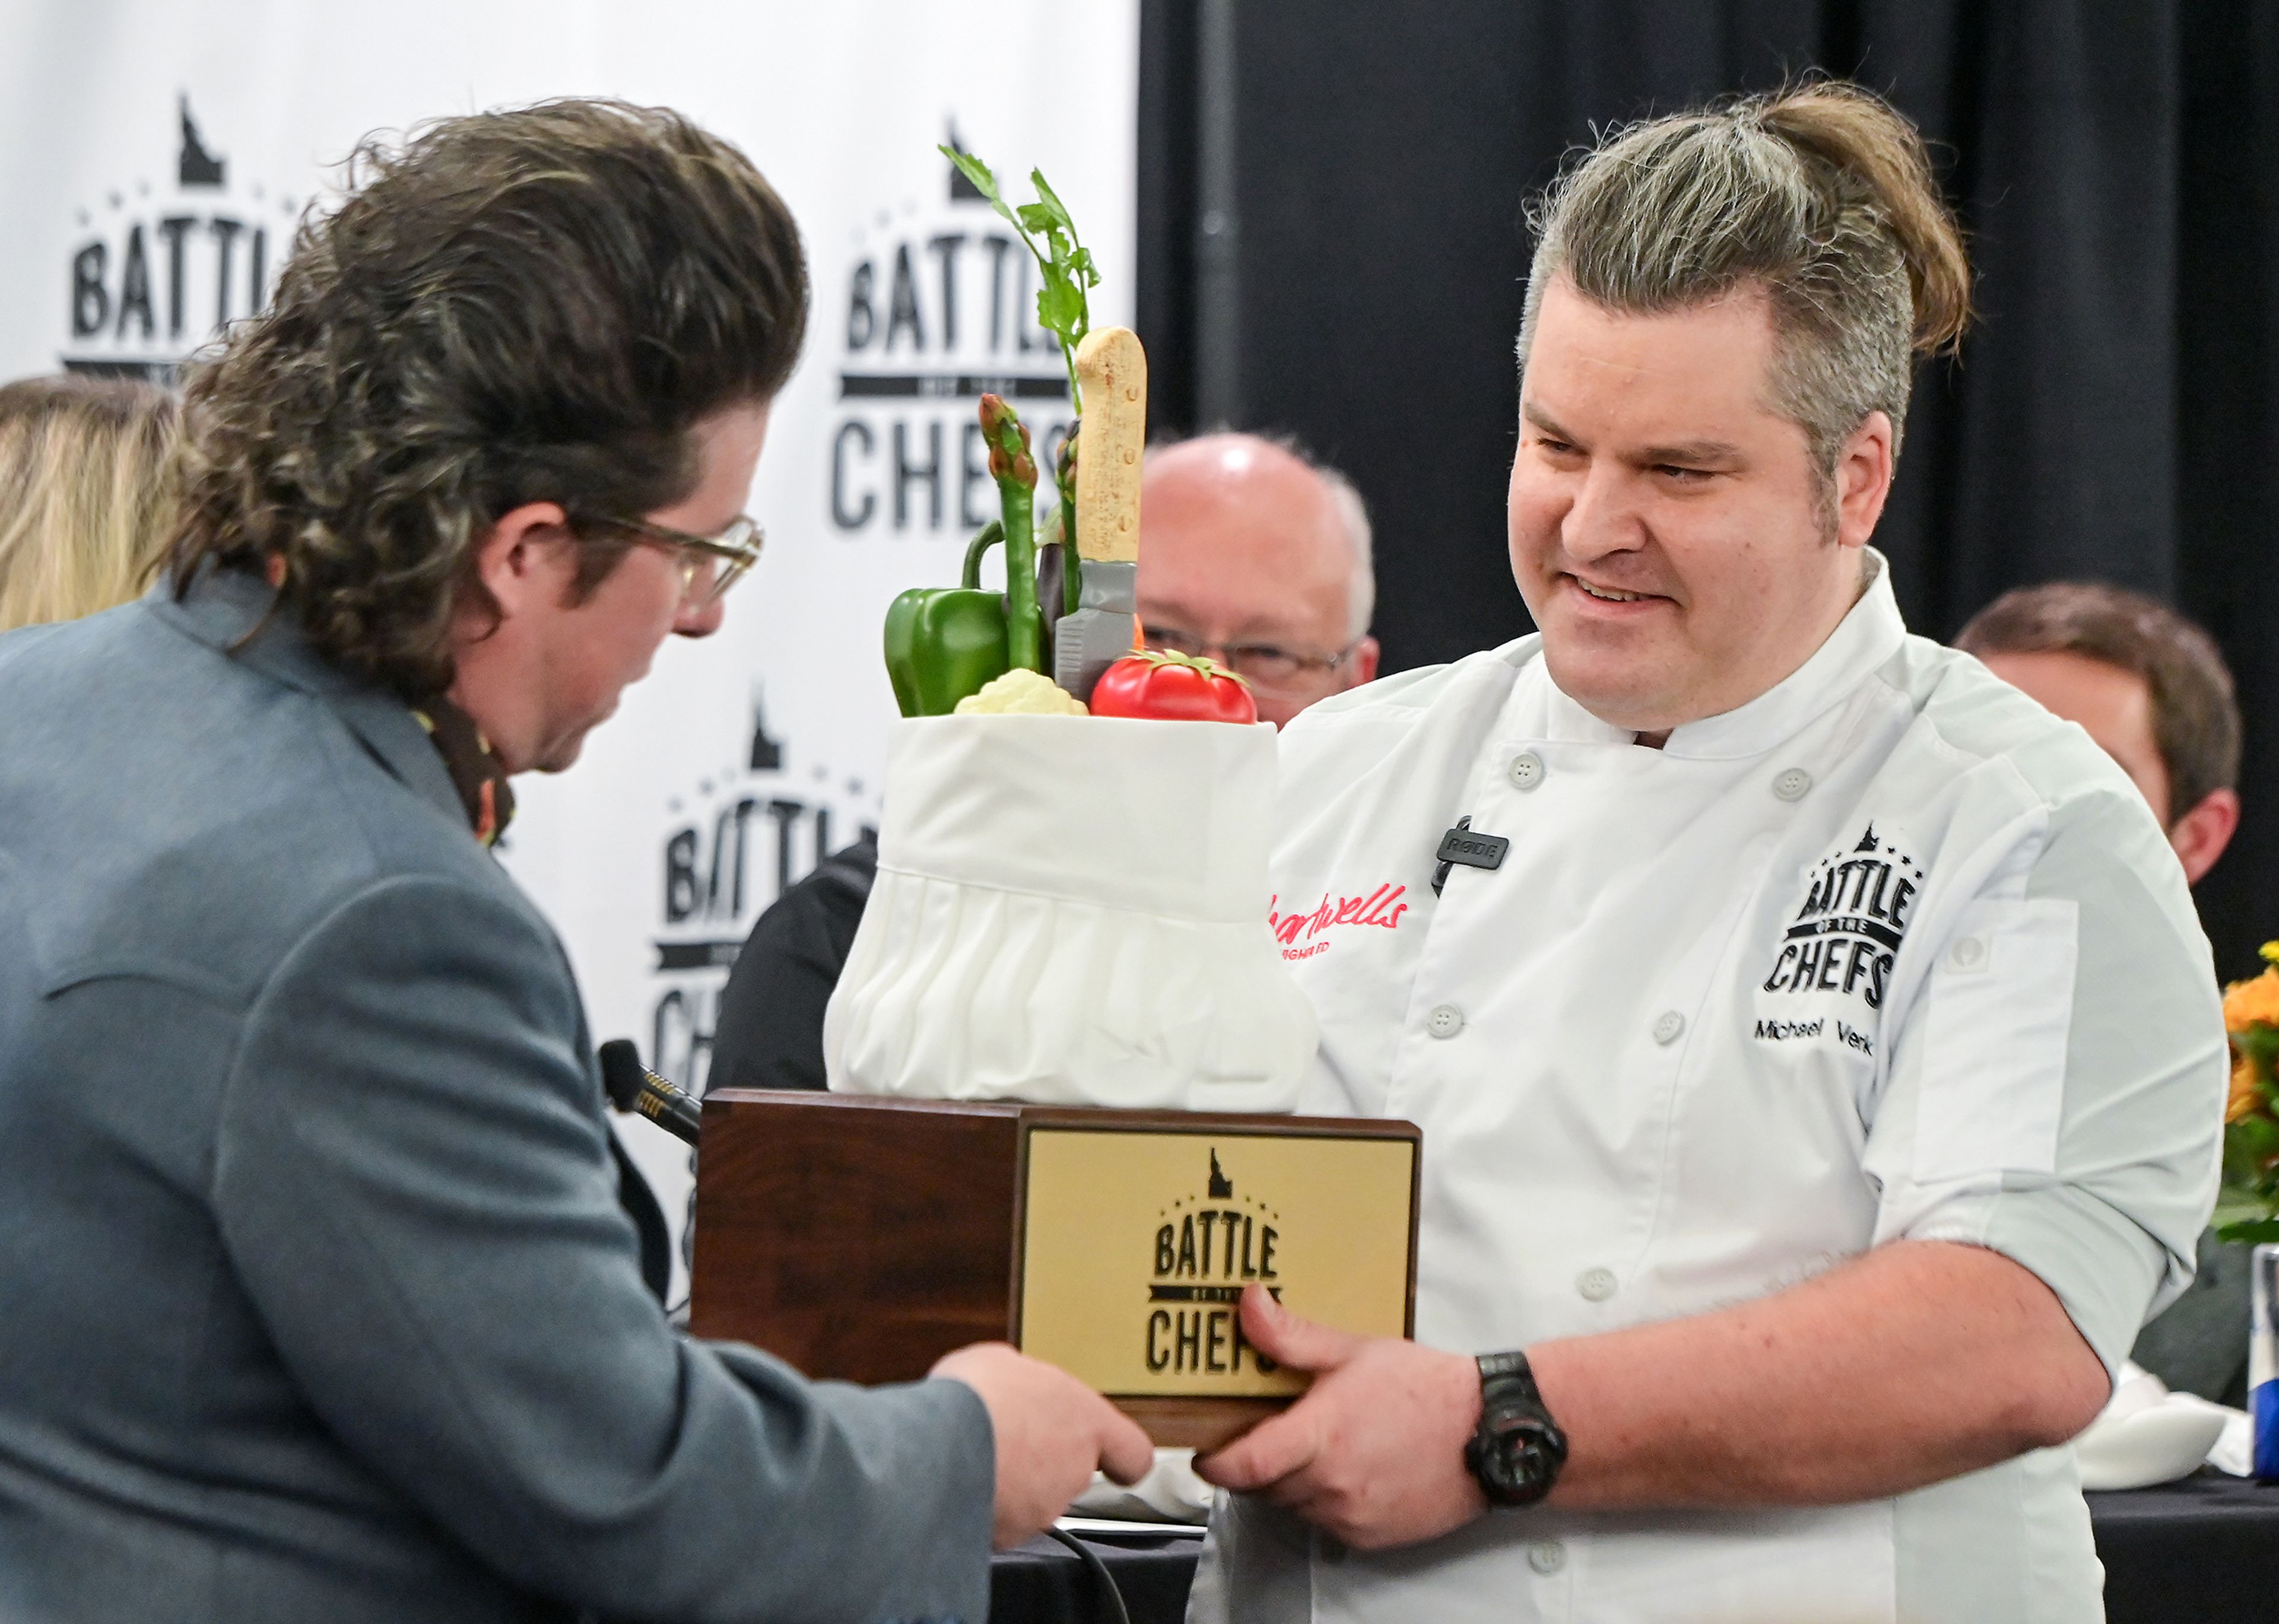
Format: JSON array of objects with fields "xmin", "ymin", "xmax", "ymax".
[{"xmin": 1189, "ymin": 555, "xmax": 2226, "ymax": 1624}]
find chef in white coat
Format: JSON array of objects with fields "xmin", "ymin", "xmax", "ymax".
[{"xmin": 1186, "ymin": 81, "xmax": 2225, "ymax": 1624}]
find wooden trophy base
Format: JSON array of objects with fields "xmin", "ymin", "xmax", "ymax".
[{"xmin": 689, "ymin": 1091, "xmax": 1420, "ymax": 1450}]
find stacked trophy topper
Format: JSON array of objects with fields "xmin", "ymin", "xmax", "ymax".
[{"xmin": 884, "ymin": 149, "xmax": 1255, "ymax": 727}]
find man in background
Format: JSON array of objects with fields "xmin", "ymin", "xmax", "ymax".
[
  {"xmin": 1956, "ymin": 580, "xmax": 2246, "ymax": 1401},
  {"xmin": 1130, "ymin": 432, "xmax": 1380, "ymax": 727},
  {"xmin": 709, "ymin": 430, "xmax": 1379, "ymax": 1094},
  {"xmin": 1956, "ymin": 581, "xmax": 2239, "ymax": 887}
]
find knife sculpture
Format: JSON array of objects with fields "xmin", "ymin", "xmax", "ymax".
[{"xmin": 1053, "ymin": 326, "xmax": 1148, "ymax": 703}]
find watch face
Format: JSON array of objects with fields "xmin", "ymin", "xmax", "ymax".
[
  {"xmin": 1493, "ymin": 1425, "xmax": 1542, "ymax": 1493},
  {"xmin": 1474, "ymin": 1414, "xmax": 1561, "ymax": 1507}
]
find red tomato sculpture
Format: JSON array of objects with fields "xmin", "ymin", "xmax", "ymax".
[{"xmin": 1088, "ymin": 650, "xmax": 1258, "ymax": 724}]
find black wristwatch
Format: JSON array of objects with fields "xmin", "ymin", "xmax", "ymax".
[{"xmin": 1463, "ymin": 1350, "xmax": 1569, "ymax": 1508}]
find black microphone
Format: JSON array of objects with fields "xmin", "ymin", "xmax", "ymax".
[{"xmin": 598, "ymin": 1040, "xmax": 704, "ymax": 1146}]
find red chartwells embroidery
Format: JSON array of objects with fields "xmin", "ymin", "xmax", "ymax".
[{"xmin": 1268, "ymin": 885, "xmax": 1408, "ymax": 961}]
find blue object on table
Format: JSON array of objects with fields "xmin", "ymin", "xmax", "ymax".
[{"xmin": 2254, "ymin": 1244, "xmax": 2279, "ymax": 1481}]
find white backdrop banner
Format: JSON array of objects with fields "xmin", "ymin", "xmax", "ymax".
[{"xmin": 0, "ymin": 0, "xmax": 1140, "ymax": 1292}]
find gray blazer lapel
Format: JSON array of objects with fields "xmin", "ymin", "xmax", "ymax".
[{"xmin": 148, "ymin": 572, "xmax": 466, "ymax": 830}]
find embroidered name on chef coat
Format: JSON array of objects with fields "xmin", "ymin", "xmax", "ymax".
[
  {"xmin": 1759, "ymin": 821, "xmax": 1925, "ymax": 1016},
  {"xmin": 1269, "ymin": 884, "xmax": 1411, "ymax": 962}
]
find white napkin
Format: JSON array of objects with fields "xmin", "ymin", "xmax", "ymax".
[
  {"xmin": 1069, "ymin": 1448, "xmax": 1214, "ymax": 1524},
  {"xmin": 2207, "ymin": 1405, "xmax": 2255, "ymax": 1477},
  {"xmin": 2073, "ymin": 1361, "xmax": 2239, "ymax": 1489}
]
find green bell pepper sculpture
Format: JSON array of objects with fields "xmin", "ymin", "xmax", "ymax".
[
  {"xmin": 882, "ymin": 523, "xmax": 1011, "ymax": 718},
  {"xmin": 882, "ymin": 394, "xmax": 1052, "ymax": 717}
]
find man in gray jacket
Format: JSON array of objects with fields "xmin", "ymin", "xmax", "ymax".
[{"xmin": 0, "ymin": 100, "xmax": 1148, "ymax": 1624}]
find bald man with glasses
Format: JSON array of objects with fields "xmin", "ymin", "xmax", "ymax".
[
  {"xmin": 1135, "ymin": 433, "xmax": 1380, "ymax": 725},
  {"xmin": 706, "ymin": 430, "xmax": 1380, "ymax": 1098}
]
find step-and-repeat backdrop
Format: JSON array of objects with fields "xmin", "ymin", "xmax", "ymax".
[{"xmin": 0, "ymin": 1, "xmax": 1139, "ymax": 1295}]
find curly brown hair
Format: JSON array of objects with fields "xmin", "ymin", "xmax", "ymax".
[{"xmin": 166, "ymin": 98, "xmax": 808, "ymax": 697}]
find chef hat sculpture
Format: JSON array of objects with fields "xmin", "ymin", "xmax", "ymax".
[
  {"xmin": 826, "ymin": 164, "xmax": 1316, "ymax": 1111},
  {"xmin": 822, "ymin": 713, "xmax": 1318, "ymax": 1111}
]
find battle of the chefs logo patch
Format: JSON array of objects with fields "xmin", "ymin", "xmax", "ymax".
[
  {"xmin": 1757, "ymin": 821, "xmax": 1924, "ymax": 1029},
  {"xmin": 1015, "ymin": 1132, "xmax": 1414, "ymax": 1397}
]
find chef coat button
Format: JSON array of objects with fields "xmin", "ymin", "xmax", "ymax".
[
  {"xmin": 1948, "ymin": 935, "xmax": 1986, "ymax": 971},
  {"xmin": 1773, "ymin": 767, "xmax": 1813, "ymax": 801},
  {"xmin": 1576, "ymin": 1267, "xmax": 1618, "ymax": 1302},
  {"xmin": 1528, "ymin": 1539, "xmax": 1567, "ymax": 1575},
  {"xmin": 1508, "ymin": 751, "xmax": 1547, "ymax": 792},
  {"xmin": 1651, "ymin": 1010, "xmax": 1686, "ymax": 1045},
  {"xmin": 1426, "ymin": 1003, "xmax": 1465, "ymax": 1040}
]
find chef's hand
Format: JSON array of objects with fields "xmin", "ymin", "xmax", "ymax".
[
  {"xmin": 1192, "ymin": 1285, "xmax": 1487, "ymax": 1550},
  {"xmin": 931, "ymin": 1342, "xmax": 1155, "ymax": 1549}
]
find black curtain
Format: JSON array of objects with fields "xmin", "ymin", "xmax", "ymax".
[{"xmin": 1137, "ymin": 0, "xmax": 2279, "ymax": 978}]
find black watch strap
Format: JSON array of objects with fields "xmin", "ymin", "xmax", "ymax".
[
  {"xmin": 1464, "ymin": 1349, "xmax": 1569, "ymax": 1508},
  {"xmin": 1477, "ymin": 1349, "xmax": 1542, "ymax": 1396}
]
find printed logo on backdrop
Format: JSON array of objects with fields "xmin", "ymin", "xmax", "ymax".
[
  {"xmin": 1756, "ymin": 821, "xmax": 1925, "ymax": 1054},
  {"xmin": 646, "ymin": 695, "xmax": 881, "ymax": 1090},
  {"xmin": 61, "ymin": 97, "xmax": 294, "ymax": 383},
  {"xmin": 829, "ymin": 128, "xmax": 1075, "ymax": 541}
]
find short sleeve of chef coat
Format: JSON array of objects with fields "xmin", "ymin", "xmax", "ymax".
[{"xmin": 1862, "ymin": 782, "xmax": 2228, "ymax": 1378}]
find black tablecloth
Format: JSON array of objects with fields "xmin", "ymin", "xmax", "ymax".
[
  {"xmin": 988, "ymin": 1474, "xmax": 2279, "ymax": 1624},
  {"xmin": 991, "ymin": 1529, "xmax": 1205, "ymax": 1624},
  {"xmin": 2090, "ymin": 1470, "xmax": 2279, "ymax": 1622}
]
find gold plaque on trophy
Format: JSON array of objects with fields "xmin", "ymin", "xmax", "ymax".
[
  {"xmin": 1017, "ymin": 1127, "xmax": 1416, "ymax": 1399},
  {"xmin": 690, "ymin": 1094, "xmax": 1421, "ymax": 1448}
]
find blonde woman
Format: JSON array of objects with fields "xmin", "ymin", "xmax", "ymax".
[{"xmin": 0, "ymin": 373, "xmax": 177, "ymax": 633}]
